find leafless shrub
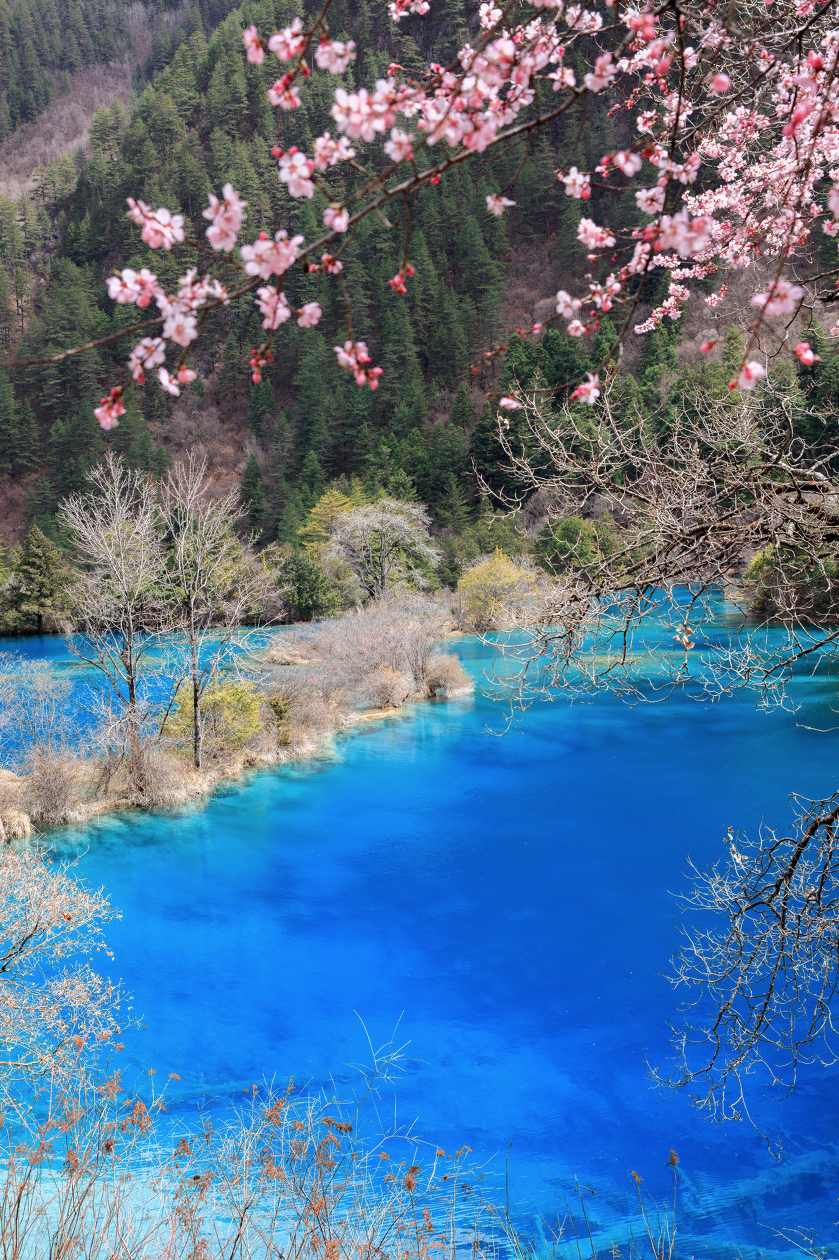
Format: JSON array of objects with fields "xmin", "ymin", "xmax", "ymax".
[
  {"xmin": 20, "ymin": 752, "xmax": 78, "ymax": 826},
  {"xmin": 135, "ymin": 750, "xmax": 192, "ymax": 806},
  {"xmin": 424, "ymin": 652, "xmax": 471, "ymax": 698},
  {"xmin": 284, "ymin": 593, "xmax": 468, "ymax": 709},
  {"xmin": 0, "ymin": 1029, "xmax": 499, "ymax": 1260},
  {"xmin": 0, "ymin": 657, "xmax": 79, "ymax": 825},
  {"xmin": 259, "ymin": 667, "xmax": 343, "ymax": 748},
  {"xmin": 0, "ymin": 845, "xmax": 119, "ymax": 1083}
]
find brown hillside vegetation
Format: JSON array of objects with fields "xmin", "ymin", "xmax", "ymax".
[
  {"xmin": 0, "ymin": 0, "xmax": 160, "ymax": 200},
  {"xmin": 0, "ymin": 63, "xmax": 135, "ymax": 202}
]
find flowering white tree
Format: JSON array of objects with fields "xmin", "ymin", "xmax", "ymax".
[
  {"xmin": 7, "ymin": 0, "xmax": 839, "ymax": 415},
  {"xmin": 326, "ymin": 500, "xmax": 440, "ymax": 598}
]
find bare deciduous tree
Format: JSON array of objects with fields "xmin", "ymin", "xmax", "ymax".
[
  {"xmin": 488, "ymin": 378, "xmax": 839, "ymax": 1122},
  {"xmin": 159, "ymin": 454, "xmax": 278, "ymax": 770},
  {"xmin": 326, "ymin": 500, "xmax": 440, "ymax": 600},
  {"xmin": 656, "ymin": 793, "xmax": 839, "ymax": 1132},
  {"xmin": 0, "ymin": 659, "xmax": 77, "ymax": 824},
  {"xmin": 0, "ymin": 845, "xmax": 119, "ymax": 1082},
  {"xmin": 59, "ymin": 455, "xmax": 177, "ymax": 796}
]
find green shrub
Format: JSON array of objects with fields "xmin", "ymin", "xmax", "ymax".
[{"xmin": 168, "ymin": 679, "xmax": 262, "ymax": 758}]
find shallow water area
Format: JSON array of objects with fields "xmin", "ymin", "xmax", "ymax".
[{"xmin": 10, "ymin": 629, "xmax": 839, "ymax": 1258}]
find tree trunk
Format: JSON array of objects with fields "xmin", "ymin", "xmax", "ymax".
[
  {"xmin": 192, "ymin": 663, "xmax": 202, "ymax": 771},
  {"xmin": 126, "ymin": 669, "xmax": 143, "ymax": 793}
]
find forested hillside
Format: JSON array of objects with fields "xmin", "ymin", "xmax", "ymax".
[{"xmin": 2, "ymin": 0, "xmax": 839, "ymax": 588}]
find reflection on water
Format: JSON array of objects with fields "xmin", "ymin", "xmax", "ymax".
[{"xmin": 3, "ymin": 629, "xmax": 839, "ymax": 1257}]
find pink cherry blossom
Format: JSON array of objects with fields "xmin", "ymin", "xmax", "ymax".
[
  {"xmin": 782, "ymin": 101, "xmax": 813, "ymax": 137},
  {"xmin": 331, "ymin": 86, "xmax": 393, "ymax": 141},
  {"xmin": 242, "ymin": 25, "xmax": 264, "ymax": 64},
  {"xmin": 334, "ymin": 340, "xmax": 383, "ymax": 388},
  {"xmin": 297, "ymin": 302, "xmax": 322, "ymax": 328},
  {"xmin": 312, "ymin": 133, "xmax": 355, "ymax": 170},
  {"xmin": 486, "ymin": 194, "xmax": 515, "ymax": 215},
  {"xmin": 384, "ymin": 128, "xmax": 414, "ymax": 162},
  {"xmin": 388, "ymin": 0, "xmax": 429, "ymax": 18},
  {"xmin": 499, "ymin": 396, "xmax": 523, "ymax": 409},
  {"xmin": 656, "ymin": 210, "xmax": 713, "ymax": 257},
  {"xmin": 570, "ymin": 373, "xmax": 601, "ymax": 404},
  {"xmin": 161, "ymin": 306, "xmax": 198, "ymax": 346},
  {"xmin": 750, "ymin": 278, "xmax": 805, "ymax": 316},
  {"xmin": 203, "ymin": 184, "xmax": 247, "ymax": 251},
  {"xmin": 732, "ymin": 361, "xmax": 766, "ymax": 391},
  {"xmin": 255, "ymin": 286, "xmax": 291, "ymax": 330},
  {"xmin": 94, "ymin": 389, "xmax": 125, "ymax": 430},
  {"xmin": 613, "ymin": 150, "xmax": 643, "ymax": 176},
  {"xmin": 561, "ymin": 167, "xmax": 591, "ymax": 199},
  {"xmin": 315, "ymin": 37, "xmax": 356, "ymax": 73},
  {"xmin": 240, "ymin": 230, "xmax": 304, "ymax": 279},
  {"xmin": 107, "ymin": 268, "xmax": 160, "ymax": 307},
  {"xmin": 268, "ymin": 18, "xmax": 305, "ymax": 61},
  {"xmin": 577, "ymin": 218, "xmax": 616, "ymax": 249},
  {"xmin": 278, "ymin": 150, "xmax": 316, "ymax": 198},
  {"xmin": 388, "ymin": 267, "xmax": 415, "ymax": 294},
  {"xmin": 128, "ymin": 337, "xmax": 166, "ymax": 383},
  {"xmin": 556, "ymin": 290, "xmax": 582, "ymax": 318},
  {"xmin": 794, "ymin": 341, "xmax": 821, "ymax": 365},
  {"xmin": 158, "ymin": 368, "xmax": 181, "ymax": 397},
  {"xmin": 635, "ymin": 187, "xmax": 666, "ymax": 215},
  {"xmin": 322, "ymin": 206, "xmax": 349, "ymax": 233},
  {"xmin": 176, "ymin": 365, "xmax": 198, "ymax": 384},
  {"xmin": 126, "ymin": 199, "xmax": 185, "ymax": 251},
  {"xmin": 267, "ymin": 80, "xmax": 302, "ymax": 109},
  {"xmin": 583, "ymin": 53, "xmax": 615, "ymax": 92},
  {"xmin": 708, "ymin": 72, "xmax": 731, "ymax": 94}
]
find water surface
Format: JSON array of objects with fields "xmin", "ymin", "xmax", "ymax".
[{"xmin": 8, "ymin": 631, "xmax": 839, "ymax": 1258}]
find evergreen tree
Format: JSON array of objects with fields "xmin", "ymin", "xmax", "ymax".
[
  {"xmin": 8, "ymin": 523, "xmax": 72, "ymax": 632},
  {"xmin": 239, "ymin": 453, "xmax": 266, "ymax": 532},
  {"xmin": 0, "ymin": 368, "xmax": 18, "ymax": 475}
]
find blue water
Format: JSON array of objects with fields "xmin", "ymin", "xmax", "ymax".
[{"xmin": 7, "ymin": 630, "xmax": 839, "ymax": 1257}]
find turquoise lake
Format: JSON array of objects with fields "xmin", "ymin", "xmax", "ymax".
[{"xmin": 6, "ymin": 630, "xmax": 839, "ymax": 1257}]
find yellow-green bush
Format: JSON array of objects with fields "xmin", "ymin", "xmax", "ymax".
[
  {"xmin": 168, "ymin": 679, "xmax": 263, "ymax": 758},
  {"xmin": 457, "ymin": 549, "xmax": 538, "ymax": 630}
]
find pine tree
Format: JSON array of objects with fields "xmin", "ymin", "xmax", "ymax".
[
  {"xmin": 450, "ymin": 382, "xmax": 475, "ymax": 429},
  {"xmin": 436, "ymin": 472, "xmax": 471, "ymax": 531},
  {"xmin": 247, "ymin": 378, "xmax": 275, "ymax": 436},
  {"xmin": 8, "ymin": 523, "xmax": 72, "ymax": 632},
  {"xmin": 239, "ymin": 453, "xmax": 266, "ymax": 533},
  {"xmin": 0, "ymin": 368, "xmax": 18, "ymax": 474}
]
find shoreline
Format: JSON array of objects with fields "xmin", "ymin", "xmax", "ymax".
[{"xmin": 0, "ymin": 684, "xmax": 473, "ymax": 840}]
